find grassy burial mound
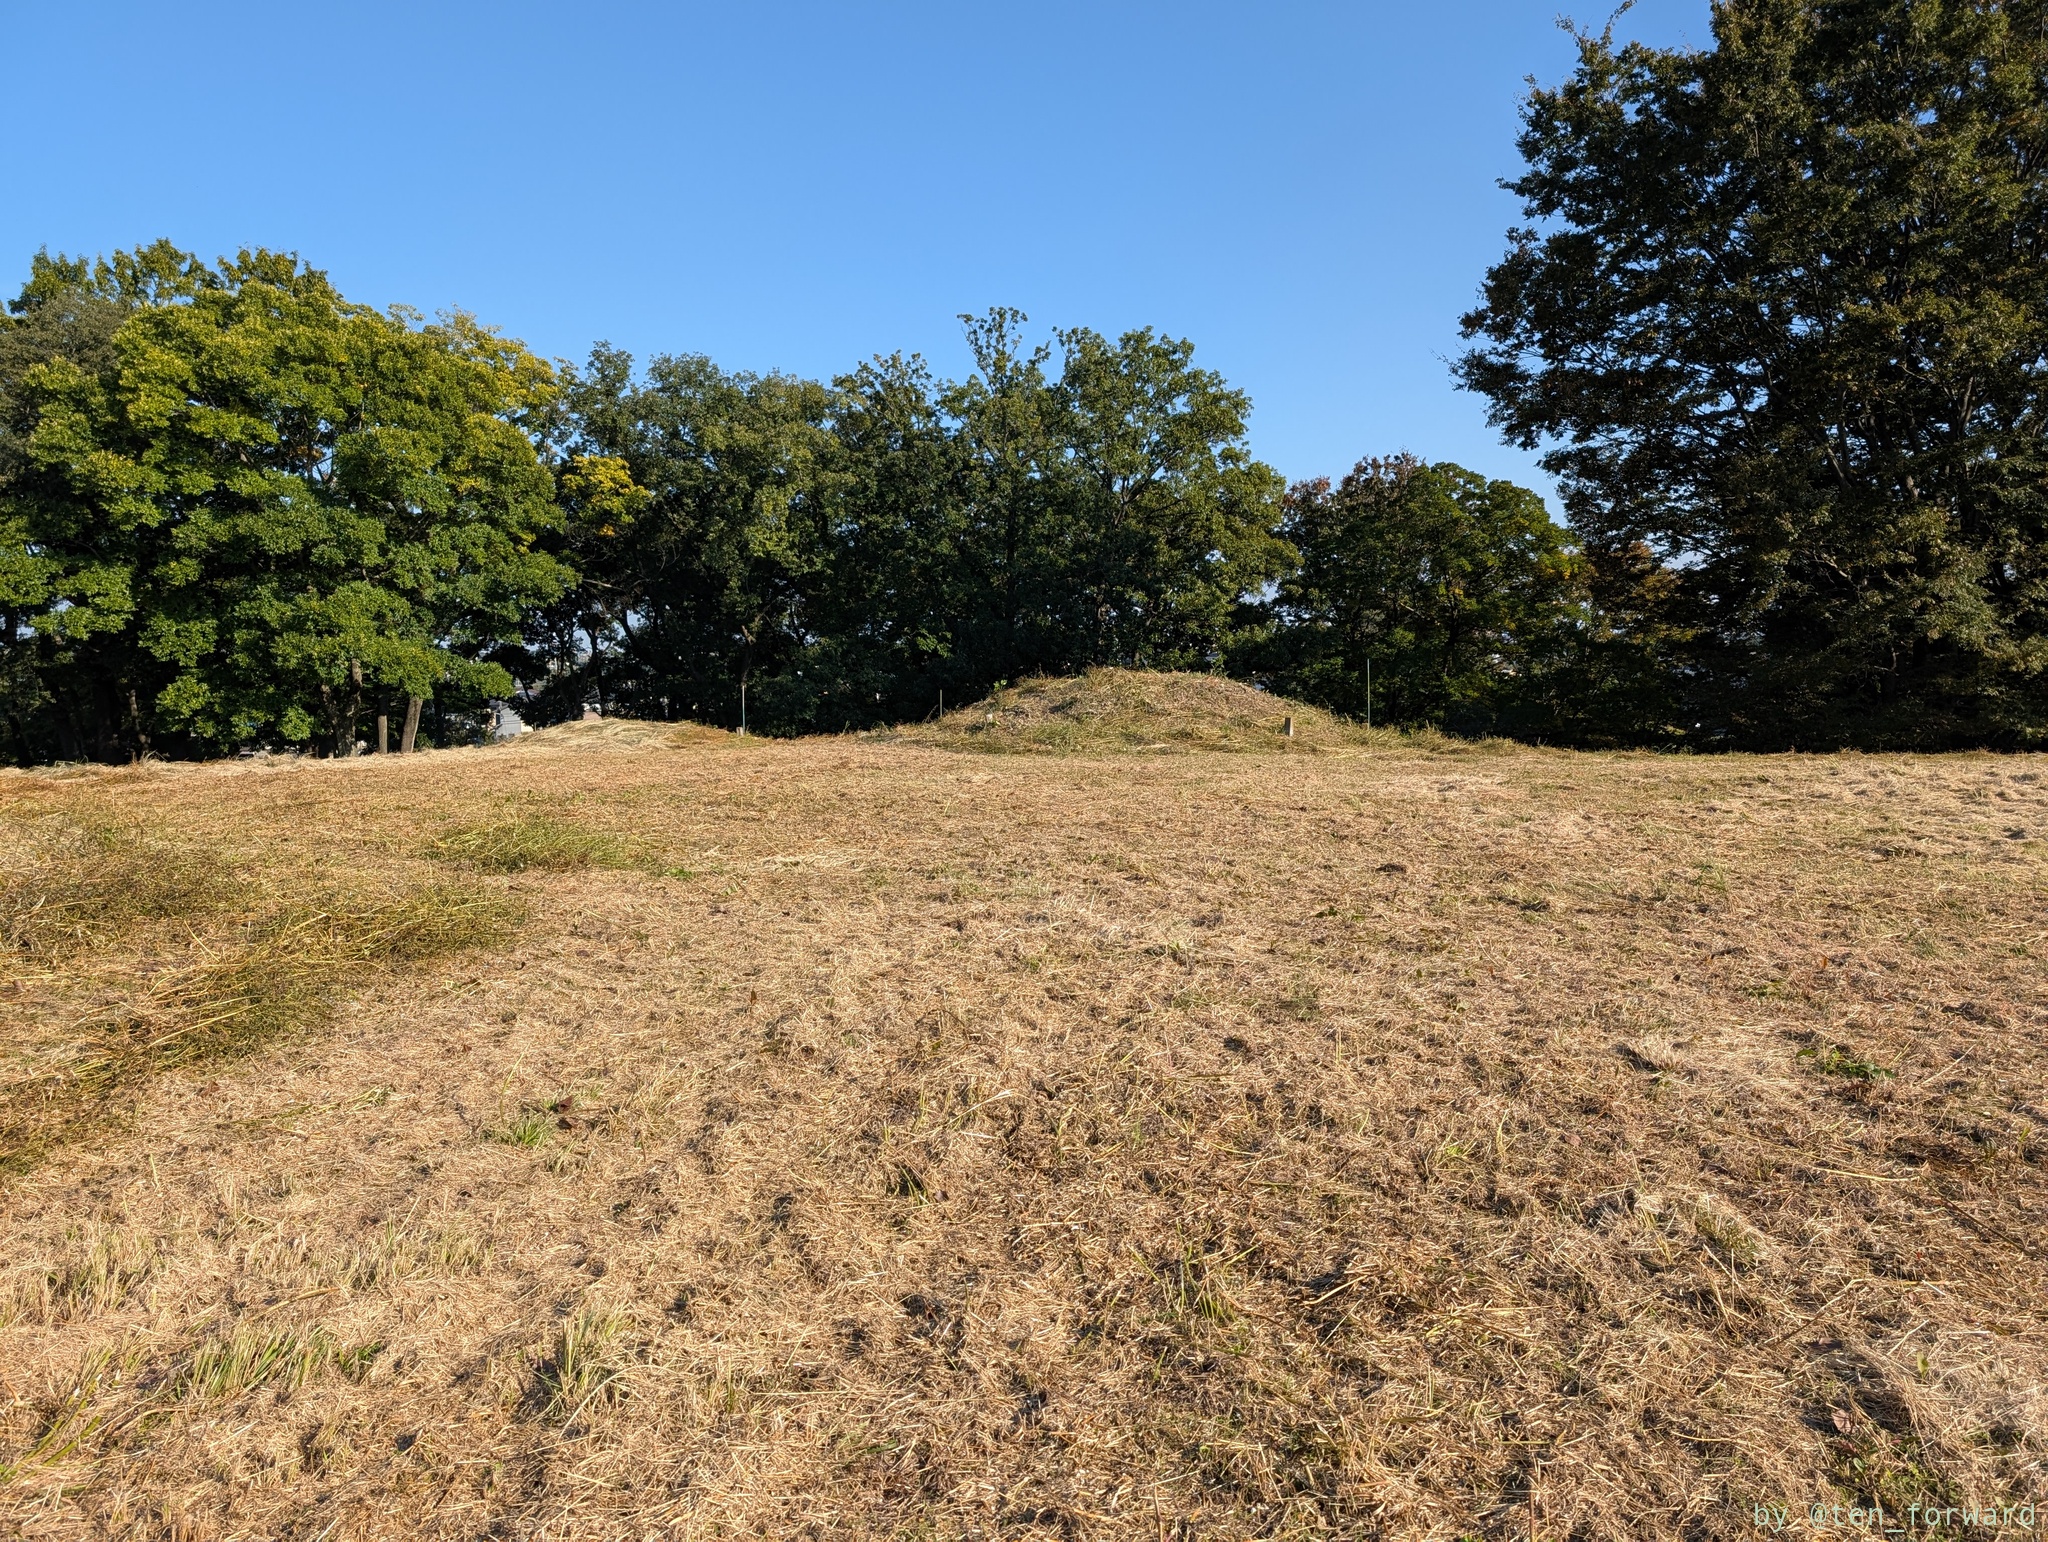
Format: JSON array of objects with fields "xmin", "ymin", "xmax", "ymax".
[
  {"xmin": 891, "ymin": 667, "xmax": 1375, "ymax": 754},
  {"xmin": 0, "ymin": 708, "xmax": 2044, "ymax": 1539}
]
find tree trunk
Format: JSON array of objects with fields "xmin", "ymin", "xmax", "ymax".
[
  {"xmin": 377, "ymin": 712, "xmax": 389, "ymax": 754},
  {"xmin": 55, "ymin": 702, "xmax": 83, "ymax": 763},
  {"xmin": 127, "ymin": 687, "xmax": 151, "ymax": 760},
  {"xmin": 345, "ymin": 659, "xmax": 364, "ymax": 755},
  {"xmin": 401, "ymin": 695, "xmax": 422, "ymax": 753}
]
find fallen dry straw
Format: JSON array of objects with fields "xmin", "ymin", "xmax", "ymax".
[
  {"xmin": 0, "ymin": 883, "xmax": 518, "ymax": 1174},
  {"xmin": 0, "ymin": 707, "xmax": 2041, "ymax": 1539},
  {"xmin": 427, "ymin": 813, "xmax": 627, "ymax": 874}
]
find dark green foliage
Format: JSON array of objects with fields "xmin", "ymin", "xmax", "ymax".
[
  {"xmin": 536, "ymin": 310, "xmax": 1291, "ymax": 735},
  {"xmin": 527, "ymin": 345, "xmax": 837, "ymax": 729},
  {"xmin": 1243, "ymin": 456, "xmax": 1587, "ymax": 736},
  {"xmin": 1459, "ymin": 0, "xmax": 2048, "ymax": 748}
]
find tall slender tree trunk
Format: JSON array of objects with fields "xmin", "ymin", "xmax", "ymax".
[
  {"xmin": 127, "ymin": 687, "xmax": 151, "ymax": 760},
  {"xmin": 55, "ymin": 701, "xmax": 83, "ymax": 763},
  {"xmin": 344, "ymin": 659, "xmax": 364, "ymax": 755},
  {"xmin": 377, "ymin": 712, "xmax": 389, "ymax": 754},
  {"xmin": 401, "ymin": 695, "xmax": 422, "ymax": 753}
]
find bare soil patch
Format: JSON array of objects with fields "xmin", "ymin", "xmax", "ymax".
[{"xmin": 1, "ymin": 714, "xmax": 2043, "ymax": 1539}]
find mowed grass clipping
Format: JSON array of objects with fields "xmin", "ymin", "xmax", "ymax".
[
  {"xmin": 427, "ymin": 813, "xmax": 627, "ymax": 873},
  {"xmin": 0, "ymin": 883, "xmax": 519, "ymax": 1174},
  {"xmin": 2, "ymin": 826, "xmax": 234, "ymax": 958}
]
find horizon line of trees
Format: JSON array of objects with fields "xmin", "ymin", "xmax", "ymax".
[
  {"xmin": 7, "ymin": 0, "xmax": 2047, "ymax": 761},
  {"xmin": 0, "ymin": 258, "xmax": 1647, "ymax": 761}
]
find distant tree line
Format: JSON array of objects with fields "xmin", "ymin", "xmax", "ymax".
[
  {"xmin": 5, "ymin": 0, "xmax": 2045, "ymax": 759},
  {"xmin": 0, "ymin": 264, "xmax": 1600, "ymax": 759}
]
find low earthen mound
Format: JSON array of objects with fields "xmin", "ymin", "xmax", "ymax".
[
  {"xmin": 887, "ymin": 667, "xmax": 1364, "ymax": 754},
  {"xmin": 500, "ymin": 717, "xmax": 732, "ymax": 752}
]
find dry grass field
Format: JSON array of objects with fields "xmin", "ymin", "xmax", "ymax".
[{"xmin": 0, "ymin": 672, "xmax": 2043, "ymax": 1541}]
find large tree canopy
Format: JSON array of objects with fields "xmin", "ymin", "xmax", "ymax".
[
  {"xmin": 530, "ymin": 345, "xmax": 839, "ymax": 730},
  {"xmin": 0, "ymin": 244, "xmax": 570, "ymax": 760},
  {"xmin": 1458, "ymin": 0, "xmax": 2048, "ymax": 748},
  {"xmin": 1247, "ymin": 457, "xmax": 1587, "ymax": 736},
  {"xmin": 822, "ymin": 311, "xmax": 1290, "ymax": 715}
]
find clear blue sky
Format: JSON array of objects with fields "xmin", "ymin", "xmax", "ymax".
[{"xmin": 3, "ymin": 0, "xmax": 1711, "ymax": 505}]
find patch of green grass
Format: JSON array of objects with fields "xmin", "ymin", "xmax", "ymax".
[
  {"xmin": 341, "ymin": 1222, "xmax": 493, "ymax": 1289},
  {"xmin": 1687, "ymin": 1199, "xmax": 1762, "ymax": 1268},
  {"xmin": 532, "ymin": 1306, "xmax": 628, "ymax": 1421},
  {"xmin": 0, "ymin": 883, "xmax": 522, "ymax": 1175},
  {"xmin": 0, "ymin": 1340, "xmax": 141, "ymax": 1485},
  {"xmin": 887, "ymin": 1162, "xmax": 933, "ymax": 1203},
  {"xmin": 428, "ymin": 815, "xmax": 624, "ymax": 874},
  {"xmin": 1799, "ymin": 1043, "xmax": 1895, "ymax": 1080},
  {"xmin": 3, "ymin": 828, "xmax": 233, "ymax": 958},
  {"xmin": 174, "ymin": 1323, "xmax": 381, "ymax": 1402},
  {"xmin": 1822, "ymin": 1416, "xmax": 1960, "ymax": 1523},
  {"xmin": 1155, "ymin": 1243, "xmax": 1241, "ymax": 1327},
  {"xmin": 490, "ymin": 1108, "xmax": 554, "ymax": 1148}
]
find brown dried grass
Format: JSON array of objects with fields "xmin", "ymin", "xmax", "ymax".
[
  {"xmin": 0, "ymin": 701, "xmax": 2042, "ymax": 1539},
  {"xmin": 0, "ymin": 867, "xmax": 518, "ymax": 1176}
]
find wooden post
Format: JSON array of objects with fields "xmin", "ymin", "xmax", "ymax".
[
  {"xmin": 1282, "ymin": 716, "xmax": 1294, "ymax": 738},
  {"xmin": 377, "ymin": 713, "xmax": 389, "ymax": 754}
]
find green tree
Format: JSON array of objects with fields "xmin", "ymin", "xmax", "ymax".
[
  {"xmin": 820, "ymin": 309, "xmax": 1289, "ymax": 717},
  {"xmin": 0, "ymin": 244, "xmax": 195, "ymax": 760},
  {"xmin": 1045, "ymin": 321, "xmax": 1292, "ymax": 673},
  {"xmin": 0, "ymin": 244, "xmax": 569, "ymax": 760},
  {"xmin": 544, "ymin": 345, "xmax": 836, "ymax": 729},
  {"xmin": 1250, "ymin": 456, "xmax": 1586, "ymax": 734},
  {"xmin": 1458, "ymin": 0, "xmax": 2048, "ymax": 747},
  {"xmin": 554, "ymin": 311, "xmax": 1289, "ymax": 735}
]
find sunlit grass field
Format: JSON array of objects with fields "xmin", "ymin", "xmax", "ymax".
[{"xmin": 1, "ymin": 675, "xmax": 2043, "ymax": 1539}]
